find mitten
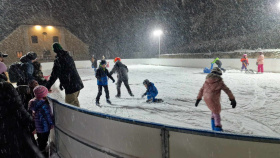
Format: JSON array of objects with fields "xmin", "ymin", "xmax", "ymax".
[
  {"xmin": 195, "ymin": 99, "xmax": 201, "ymax": 107},
  {"xmin": 230, "ymin": 99, "xmax": 236, "ymax": 108}
]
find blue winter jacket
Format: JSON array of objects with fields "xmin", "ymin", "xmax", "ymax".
[
  {"xmin": 96, "ymin": 66, "xmax": 114, "ymax": 86},
  {"xmin": 29, "ymin": 99, "xmax": 54, "ymax": 133},
  {"xmin": 146, "ymin": 82, "xmax": 158, "ymax": 97}
]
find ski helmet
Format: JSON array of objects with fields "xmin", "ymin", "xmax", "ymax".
[
  {"xmin": 100, "ymin": 60, "xmax": 107, "ymax": 65},
  {"xmin": 143, "ymin": 79, "xmax": 150, "ymax": 85},
  {"xmin": 114, "ymin": 57, "xmax": 121, "ymax": 63},
  {"xmin": 211, "ymin": 67, "xmax": 222, "ymax": 76},
  {"xmin": 243, "ymin": 54, "xmax": 247, "ymax": 57},
  {"xmin": 26, "ymin": 52, "xmax": 37, "ymax": 60}
]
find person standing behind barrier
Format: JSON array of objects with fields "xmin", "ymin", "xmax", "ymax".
[
  {"xmin": 46, "ymin": 43, "xmax": 84, "ymax": 107},
  {"xmin": 212, "ymin": 57, "xmax": 226, "ymax": 72},
  {"xmin": 29, "ymin": 86, "xmax": 54, "ymax": 157},
  {"xmin": 257, "ymin": 52, "xmax": 264, "ymax": 73},
  {"xmin": 195, "ymin": 67, "xmax": 236, "ymax": 132},
  {"xmin": 110, "ymin": 57, "xmax": 134, "ymax": 98},
  {"xmin": 0, "ymin": 52, "xmax": 9, "ymax": 82},
  {"xmin": 0, "ymin": 81, "xmax": 44, "ymax": 158},
  {"xmin": 33, "ymin": 61, "xmax": 47, "ymax": 86},
  {"xmin": 91, "ymin": 55, "xmax": 98, "ymax": 74},
  {"xmin": 17, "ymin": 52, "xmax": 38, "ymax": 86}
]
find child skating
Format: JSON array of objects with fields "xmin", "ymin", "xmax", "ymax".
[
  {"xmin": 142, "ymin": 79, "xmax": 163, "ymax": 103},
  {"xmin": 212, "ymin": 57, "xmax": 226, "ymax": 72},
  {"xmin": 95, "ymin": 60, "xmax": 115, "ymax": 106},
  {"xmin": 240, "ymin": 54, "xmax": 249, "ymax": 71},
  {"xmin": 195, "ymin": 67, "xmax": 236, "ymax": 131}
]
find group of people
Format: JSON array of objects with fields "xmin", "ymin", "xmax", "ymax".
[{"xmin": 0, "ymin": 42, "xmax": 85, "ymax": 157}]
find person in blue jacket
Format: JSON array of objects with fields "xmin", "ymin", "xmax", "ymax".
[
  {"xmin": 95, "ymin": 60, "xmax": 115, "ymax": 106},
  {"xmin": 142, "ymin": 79, "xmax": 161, "ymax": 103}
]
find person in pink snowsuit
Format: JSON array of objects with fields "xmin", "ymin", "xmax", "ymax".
[
  {"xmin": 195, "ymin": 67, "xmax": 236, "ymax": 131},
  {"xmin": 257, "ymin": 52, "xmax": 264, "ymax": 73}
]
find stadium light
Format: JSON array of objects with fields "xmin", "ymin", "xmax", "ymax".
[{"xmin": 153, "ymin": 30, "xmax": 163, "ymax": 58}]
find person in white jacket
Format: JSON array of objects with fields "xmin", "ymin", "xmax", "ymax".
[{"xmin": 257, "ymin": 52, "xmax": 264, "ymax": 73}]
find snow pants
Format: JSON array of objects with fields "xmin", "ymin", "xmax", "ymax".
[
  {"xmin": 37, "ymin": 131, "xmax": 50, "ymax": 152},
  {"xmin": 116, "ymin": 79, "xmax": 132, "ymax": 96},
  {"xmin": 96, "ymin": 85, "xmax": 109, "ymax": 101},
  {"xmin": 217, "ymin": 64, "xmax": 226, "ymax": 72},
  {"xmin": 65, "ymin": 91, "xmax": 80, "ymax": 107},
  {"xmin": 211, "ymin": 112, "xmax": 222, "ymax": 127},
  {"xmin": 258, "ymin": 64, "xmax": 264, "ymax": 73},
  {"xmin": 241, "ymin": 63, "xmax": 248, "ymax": 71},
  {"xmin": 147, "ymin": 92, "xmax": 158, "ymax": 102}
]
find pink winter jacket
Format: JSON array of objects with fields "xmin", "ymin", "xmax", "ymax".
[
  {"xmin": 197, "ymin": 74, "xmax": 235, "ymax": 114},
  {"xmin": 257, "ymin": 54, "xmax": 264, "ymax": 65}
]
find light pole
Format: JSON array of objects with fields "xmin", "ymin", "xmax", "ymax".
[{"xmin": 153, "ymin": 30, "xmax": 163, "ymax": 58}]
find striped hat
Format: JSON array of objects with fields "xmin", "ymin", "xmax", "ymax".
[{"xmin": 33, "ymin": 85, "xmax": 48, "ymax": 99}]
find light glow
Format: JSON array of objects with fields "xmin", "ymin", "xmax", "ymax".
[
  {"xmin": 47, "ymin": 26, "xmax": 53, "ymax": 30},
  {"xmin": 34, "ymin": 25, "xmax": 42, "ymax": 30},
  {"xmin": 153, "ymin": 30, "xmax": 163, "ymax": 36}
]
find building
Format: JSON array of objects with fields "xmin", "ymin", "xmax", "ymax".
[{"xmin": 0, "ymin": 24, "xmax": 89, "ymax": 65}]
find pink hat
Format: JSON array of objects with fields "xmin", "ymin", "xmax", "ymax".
[
  {"xmin": 0, "ymin": 62, "xmax": 7, "ymax": 74},
  {"xmin": 243, "ymin": 54, "xmax": 247, "ymax": 57},
  {"xmin": 33, "ymin": 85, "xmax": 48, "ymax": 99}
]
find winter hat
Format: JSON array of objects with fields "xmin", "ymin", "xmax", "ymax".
[
  {"xmin": 26, "ymin": 52, "xmax": 37, "ymax": 60},
  {"xmin": 143, "ymin": 79, "xmax": 150, "ymax": 85},
  {"xmin": 52, "ymin": 43, "xmax": 64, "ymax": 53},
  {"xmin": 0, "ymin": 62, "xmax": 7, "ymax": 74},
  {"xmin": 114, "ymin": 57, "xmax": 121, "ymax": 63},
  {"xmin": 243, "ymin": 54, "xmax": 247, "ymax": 57},
  {"xmin": 33, "ymin": 85, "xmax": 48, "ymax": 99},
  {"xmin": 211, "ymin": 67, "xmax": 222, "ymax": 76},
  {"xmin": 0, "ymin": 52, "xmax": 8, "ymax": 58},
  {"xmin": 100, "ymin": 60, "xmax": 107, "ymax": 65}
]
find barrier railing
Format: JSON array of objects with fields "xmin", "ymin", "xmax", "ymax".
[{"xmin": 49, "ymin": 97, "xmax": 280, "ymax": 158}]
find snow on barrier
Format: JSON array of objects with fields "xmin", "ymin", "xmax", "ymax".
[
  {"xmin": 42, "ymin": 58, "xmax": 280, "ymax": 73},
  {"xmin": 49, "ymin": 97, "xmax": 280, "ymax": 158}
]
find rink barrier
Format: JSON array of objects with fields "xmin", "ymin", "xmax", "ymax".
[{"xmin": 49, "ymin": 97, "xmax": 280, "ymax": 158}]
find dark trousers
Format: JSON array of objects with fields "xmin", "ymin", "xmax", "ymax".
[
  {"xmin": 116, "ymin": 79, "xmax": 132, "ymax": 95},
  {"xmin": 37, "ymin": 131, "xmax": 50, "ymax": 152},
  {"xmin": 96, "ymin": 85, "xmax": 109, "ymax": 101}
]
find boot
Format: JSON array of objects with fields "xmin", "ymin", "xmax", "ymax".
[
  {"xmin": 115, "ymin": 94, "xmax": 121, "ymax": 98},
  {"xmin": 106, "ymin": 99, "xmax": 112, "ymax": 104},
  {"xmin": 214, "ymin": 126, "xmax": 223, "ymax": 132},
  {"xmin": 211, "ymin": 118, "xmax": 215, "ymax": 130},
  {"xmin": 129, "ymin": 92, "xmax": 134, "ymax": 97},
  {"xmin": 96, "ymin": 101, "xmax": 100, "ymax": 106}
]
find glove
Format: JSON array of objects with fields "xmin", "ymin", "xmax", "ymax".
[
  {"xmin": 59, "ymin": 84, "xmax": 64, "ymax": 91},
  {"xmin": 230, "ymin": 99, "xmax": 236, "ymax": 108},
  {"xmin": 195, "ymin": 99, "xmax": 201, "ymax": 107},
  {"xmin": 141, "ymin": 93, "xmax": 146, "ymax": 98},
  {"xmin": 112, "ymin": 79, "xmax": 115, "ymax": 83}
]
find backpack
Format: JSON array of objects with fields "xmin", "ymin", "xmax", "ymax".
[{"xmin": 9, "ymin": 62, "xmax": 25, "ymax": 83}]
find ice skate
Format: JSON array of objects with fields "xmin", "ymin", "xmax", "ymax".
[
  {"xmin": 96, "ymin": 101, "xmax": 101, "ymax": 107},
  {"xmin": 213, "ymin": 126, "xmax": 223, "ymax": 132},
  {"xmin": 106, "ymin": 99, "xmax": 112, "ymax": 104},
  {"xmin": 115, "ymin": 94, "xmax": 121, "ymax": 98},
  {"xmin": 146, "ymin": 98, "xmax": 153, "ymax": 103}
]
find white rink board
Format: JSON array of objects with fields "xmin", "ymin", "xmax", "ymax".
[
  {"xmin": 50, "ymin": 98, "xmax": 280, "ymax": 158},
  {"xmin": 42, "ymin": 58, "xmax": 280, "ymax": 72}
]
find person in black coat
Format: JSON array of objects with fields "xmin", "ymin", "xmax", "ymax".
[
  {"xmin": 33, "ymin": 61, "xmax": 47, "ymax": 86},
  {"xmin": 0, "ymin": 81, "xmax": 44, "ymax": 158},
  {"xmin": 46, "ymin": 43, "xmax": 84, "ymax": 107},
  {"xmin": 109, "ymin": 57, "xmax": 133, "ymax": 97},
  {"xmin": 17, "ymin": 52, "xmax": 38, "ymax": 86}
]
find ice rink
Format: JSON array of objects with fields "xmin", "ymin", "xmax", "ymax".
[{"xmin": 47, "ymin": 65, "xmax": 280, "ymax": 137}]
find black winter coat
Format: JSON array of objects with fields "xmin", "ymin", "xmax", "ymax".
[
  {"xmin": 109, "ymin": 61, "xmax": 129, "ymax": 81},
  {"xmin": 17, "ymin": 55, "xmax": 34, "ymax": 85},
  {"xmin": 0, "ymin": 82, "xmax": 37, "ymax": 158},
  {"xmin": 46, "ymin": 50, "xmax": 84, "ymax": 94}
]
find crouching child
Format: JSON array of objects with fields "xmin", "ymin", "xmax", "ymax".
[{"xmin": 142, "ymin": 79, "xmax": 163, "ymax": 103}]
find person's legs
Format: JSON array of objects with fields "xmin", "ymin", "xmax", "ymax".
[
  {"xmin": 116, "ymin": 79, "xmax": 122, "ymax": 97},
  {"xmin": 104, "ymin": 85, "xmax": 110, "ymax": 100},
  {"xmin": 261, "ymin": 64, "xmax": 264, "ymax": 73},
  {"xmin": 37, "ymin": 131, "xmax": 50, "ymax": 153},
  {"xmin": 65, "ymin": 91, "xmax": 80, "ymax": 107},
  {"xmin": 258, "ymin": 64, "xmax": 261, "ymax": 72},
  {"xmin": 212, "ymin": 113, "xmax": 222, "ymax": 127},
  {"xmin": 96, "ymin": 85, "xmax": 103, "ymax": 103},
  {"xmin": 123, "ymin": 80, "xmax": 133, "ymax": 96}
]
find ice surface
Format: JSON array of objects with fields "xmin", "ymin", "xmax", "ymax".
[{"xmin": 47, "ymin": 65, "xmax": 280, "ymax": 137}]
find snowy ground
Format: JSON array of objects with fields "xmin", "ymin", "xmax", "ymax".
[{"xmin": 47, "ymin": 65, "xmax": 280, "ymax": 137}]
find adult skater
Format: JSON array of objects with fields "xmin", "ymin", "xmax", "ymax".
[
  {"xmin": 195, "ymin": 67, "xmax": 236, "ymax": 131},
  {"xmin": 46, "ymin": 43, "xmax": 84, "ymax": 107},
  {"xmin": 109, "ymin": 57, "xmax": 134, "ymax": 97},
  {"xmin": 257, "ymin": 52, "xmax": 264, "ymax": 73},
  {"xmin": 91, "ymin": 55, "xmax": 98, "ymax": 74},
  {"xmin": 240, "ymin": 54, "xmax": 249, "ymax": 71},
  {"xmin": 212, "ymin": 57, "xmax": 226, "ymax": 72},
  {"xmin": 95, "ymin": 60, "xmax": 115, "ymax": 106},
  {"xmin": 142, "ymin": 79, "xmax": 162, "ymax": 103}
]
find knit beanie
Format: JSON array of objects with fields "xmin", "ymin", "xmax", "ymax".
[
  {"xmin": 211, "ymin": 67, "xmax": 222, "ymax": 76},
  {"xmin": 53, "ymin": 43, "xmax": 64, "ymax": 53},
  {"xmin": 33, "ymin": 85, "xmax": 48, "ymax": 99},
  {"xmin": 100, "ymin": 60, "xmax": 107, "ymax": 65},
  {"xmin": 0, "ymin": 62, "xmax": 7, "ymax": 74}
]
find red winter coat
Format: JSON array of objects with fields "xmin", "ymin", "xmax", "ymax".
[{"xmin": 197, "ymin": 74, "xmax": 235, "ymax": 114}]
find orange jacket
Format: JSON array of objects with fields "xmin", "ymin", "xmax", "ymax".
[{"xmin": 240, "ymin": 58, "xmax": 249, "ymax": 64}]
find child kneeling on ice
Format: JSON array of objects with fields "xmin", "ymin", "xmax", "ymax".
[
  {"xmin": 195, "ymin": 67, "xmax": 236, "ymax": 131},
  {"xmin": 95, "ymin": 60, "xmax": 115, "ymax": 105},
  {"xmin": 142, "ymin": 79, "xmax": 162, "ymax": 103}
]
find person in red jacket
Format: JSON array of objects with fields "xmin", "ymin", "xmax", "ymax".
[{"xmin": 241, "ymin": 54, "xmax": 249, "ymax": 71}]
